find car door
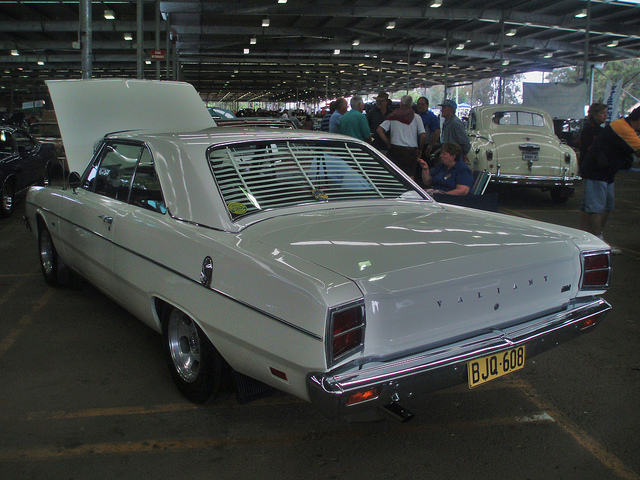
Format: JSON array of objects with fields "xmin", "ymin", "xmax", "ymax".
[
  {"xmin": 12, "ymin": 129, "xmax": 43, "ymax": 190},
  {"xmin": 59, "ymin": 141, "xmax": 143, "ymax": 298},
  {"xmin": 0, "ymin": 129, "xmax": 20, "ymax": 185}
]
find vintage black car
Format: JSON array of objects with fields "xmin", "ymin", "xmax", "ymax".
[{"xmin": 1, "ymin": 124, "xmax": 59, "ymax": 217}]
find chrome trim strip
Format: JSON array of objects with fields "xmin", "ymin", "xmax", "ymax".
[{"xmin": 307, "ymin": 298, "xmax": 610, "ymax": 418}]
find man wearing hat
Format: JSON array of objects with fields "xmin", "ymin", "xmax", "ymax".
[
  {"xmin": 439, "ymin": 99, "xmax": 471, "ymax": 164},
  {"xmin": 367, "ymin": 91, "xmax": 393, "ymax": 152}
]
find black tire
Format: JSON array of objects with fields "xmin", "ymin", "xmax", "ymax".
[
  {"xmin": 550, "ymin": 187, "xmax": 572, "ymax": 204},
  {"xmin": 38, "ymin": 221, "xmax": 70, "ymax": 286},
  {"xmin": 162, "ymin": 305, "xmax": 229, "ymax": 404},
  {"xmin": 0, "ymin": 179, "xmax": 14, "ymax": 218}
]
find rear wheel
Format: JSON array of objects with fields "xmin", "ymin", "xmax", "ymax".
[
  {"xmin": 0, "ymin": 179, "xmax": 14, "ymax": 218},
  {"xmin": 550, "ymin": 186, "xmax": 572, "ymax": 204},
  {"xmin": 38, "ymin": 223, "xmax": 70, "ymax": 286},
  {"xmin": 162, "ymin": 305, "xmax": 229, "ymax": 403}
]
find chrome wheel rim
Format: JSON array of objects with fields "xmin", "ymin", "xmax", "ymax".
[
  {"xmin": 167, "ymin": 309, "xmax": 201, "ymax": 383},
  {"xmin": 39, "ymin": 229, "xmax": 55, "ymax": 276},
  {"xmin": 1, "ymin": 183, "xmax": 12, "ymax": 214}
]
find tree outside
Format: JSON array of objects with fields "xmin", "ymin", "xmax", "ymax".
[{"xmin": 546, "ymin": 59, "xmax": 640, "ymax": 113}]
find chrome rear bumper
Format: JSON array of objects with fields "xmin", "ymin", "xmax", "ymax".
[
  {"xmin": 307, "ymin": 298, "xmax": 610, "ymax": 419},
  {"xmin": 492, "ymin": 173, "xmax": 582, "ymax": 187}
]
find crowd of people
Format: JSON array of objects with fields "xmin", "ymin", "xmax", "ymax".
[{"xmin": 316, "ymin": 91, "xmax": 474, "ymax": 195}]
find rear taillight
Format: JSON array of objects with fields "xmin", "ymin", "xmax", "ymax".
[
  {"xmin": 580, "ymin": 251, "xmax": 611, "ymax": 290},
  {"xmin": 327, "ymin": 301, "xmax": 365, "ymax": 367}
]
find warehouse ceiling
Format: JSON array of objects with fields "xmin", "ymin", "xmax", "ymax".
[{"xmin": 0, "ymin": 0, "xmax": 639, "ymax": 107}]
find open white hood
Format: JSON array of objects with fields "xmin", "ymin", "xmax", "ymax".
[{"xmin": 46, "ymin": 78, "xmax": 216, "ymax": 173}]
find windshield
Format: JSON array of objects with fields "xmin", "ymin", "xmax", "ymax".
[{"xmin": 208, "ymin": 139, "xmax": 422, "ymax": 219}]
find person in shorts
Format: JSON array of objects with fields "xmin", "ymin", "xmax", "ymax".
[{"xmin": 579, "ymin": 107, "xmax": 640, "ymax": 254}]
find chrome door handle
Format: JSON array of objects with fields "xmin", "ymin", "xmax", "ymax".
[{"xmin": 99, "ymin": 215, "xmax": 113, "ymax": 224}]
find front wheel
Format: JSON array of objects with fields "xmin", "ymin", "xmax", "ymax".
[
  {"xmin": 162, "ymin": 306, "xmax": 229, "ymax": 403},
  {"xmin": 0, "ymin": 179, "xmax": 14, "ymax": 218}
]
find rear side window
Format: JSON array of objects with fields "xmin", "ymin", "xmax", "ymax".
[{"xmin": 129, "ymin": 148, "xmax": 166, "ymax": 214}]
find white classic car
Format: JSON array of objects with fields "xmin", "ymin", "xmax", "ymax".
[
  {"xmin": 25, "ymin": 80, "xmax": 611, "ymax": 421},
  {"xmin": 468, "ymin": 105, "xmax": 581, "ymax": 203}
]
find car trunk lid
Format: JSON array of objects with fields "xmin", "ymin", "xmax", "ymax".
[
  {"xmin": 253, "ymin": 202, "xmax": 581, "ymax": 358},
  {"xmin": 492, "ymin": 131, "xmax": 569, "ymax": 177}
]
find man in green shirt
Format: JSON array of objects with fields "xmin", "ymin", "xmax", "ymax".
[{"xmin": 339, "ymin": 95, "xmax": 372, "ymax": 142}]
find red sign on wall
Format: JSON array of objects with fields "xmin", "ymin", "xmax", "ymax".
[{"xmin": 150, "ymin": 50, "xmax": 166, "ymax": 60}]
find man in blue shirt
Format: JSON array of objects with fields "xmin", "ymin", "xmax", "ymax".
[
  {"xmin": 329, "ymin": 98, "xmax": 348, "ymax": 133},
  {"xmin": 439, "ymin": 99, "xmax": 471, "ymax": 164},
  {"xmin": 416, "ymin": 97, "xmax": 440, "ymax": 160}
]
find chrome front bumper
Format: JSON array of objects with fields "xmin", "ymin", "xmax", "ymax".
[{"xmin": 307, "ymin": 298, "xmax": 610, "ymax": 419}]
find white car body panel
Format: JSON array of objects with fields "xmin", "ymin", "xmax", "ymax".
[
  {"xmin": 46, "ymin": 79, "xmax": 216, "ymax": 174},
  {"xmin": 25, "ymin": 80, "xmax": 611, "ymax": 418}
]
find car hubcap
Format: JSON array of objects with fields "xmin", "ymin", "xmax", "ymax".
[
  {"xmin": 40, "ymin": 230, "xmax": 54, "ymax": 276},
  {"xmin": 168, "ymin": 309, "xmax": 201, "ymax": 383},
  {"xmin": 1, "ymin": 185, "xmax": 11, "ymax": 213}
]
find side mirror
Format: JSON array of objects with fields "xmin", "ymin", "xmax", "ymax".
[{"xmin": 68, "ymin": 171, "xmax": 82, "ymax": 191}]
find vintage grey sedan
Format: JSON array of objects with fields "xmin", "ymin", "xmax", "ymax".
[
  {"xmin": 25, "ymin": 80, "xmax": 611, "ymax": 421},
  {"xmin": 468, "ymin": 104, "xmax": 581, "ymax": 203}
]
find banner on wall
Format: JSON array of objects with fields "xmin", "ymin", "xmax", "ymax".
[
  {"xmin": 522, "ymin": 83, "xmax": 588, "ymax": 119},
  {"xmin": 603, "ymin": 79, "xmax": 624, "ymax": 122}
]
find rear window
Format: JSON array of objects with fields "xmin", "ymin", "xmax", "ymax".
[
  {"xmin": 492, "ymin": 111, "xmax": 545, "ymax": 127},
  {"xmin": 207, "ymin": 139, "xmax": 420, "ymax": 219}
]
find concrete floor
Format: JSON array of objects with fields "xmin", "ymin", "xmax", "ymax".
[{"xmin": 1, "ymin": 171, "xmax": 638, "ymax": 480}]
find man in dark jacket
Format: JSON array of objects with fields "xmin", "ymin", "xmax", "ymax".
[{"xmin": 579, "ymin": 107, "xmax": 640, "ymax": 253}]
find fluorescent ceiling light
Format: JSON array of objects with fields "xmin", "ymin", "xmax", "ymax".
[
  {"xmin": 38, "ymin": 60, "xmax": 45, "ymax": 65},
  {"xmin": 278, "ymin": 0, "xmax": 288, "ymax": 3},
  {"xmin": 386, "ymin": 21, "xmax": 395, "ymax": 29},
  {"xmin": 506, "ymin": 29, "xmax": 516, "ymax": 37},
  {"xmin": 575, "ymin": 8, "xmax": 587, "ymax": 18},
  {"xmin": 333, "ymin": 49, "xmax": 340, "ymax": 55},
  {"xmin": 124, "ymin": 32, "xmax": 133, "ymax": 41},
  {"xmin": 431, "ymin": 0, "xmax": 442, "ymax": 7},
  {"xmin": 250, "ymin": 37, "xmax": 257, "ymax": 44},
  {"xmin": 456, "ymin": 43, "xmax": 465, "ymax": 50},
  {"xmin": 244, "ymin": 48, "xmax": 250, "ymax": 54},
  {"xmin": 423, "ymin": 52, "xmax": 431, "ymax": 58},
  {"xmin": 104, "ymin": 9, "xmax": 115, "ymax": 20},
  {"xmin": 262, "ymin": 18, "xmax": 270, "ymax": 27},
  {"xmin": 607, "ymin": 40, "xmax": 618, "ymax": 47},
  {"xmin": 543, "ymin": 52, "xmax": 553, "ymax": 58},
  {"xmin": 502, "ymin": 60, "xmax": 510, "ymax": 65},
  {"xmin": 11, "ymin": 49, "xmax": 19, "ymax": 56},
  {"xmin": 352, "ymin": 39, "xmax": 360, "ymax": 46}
]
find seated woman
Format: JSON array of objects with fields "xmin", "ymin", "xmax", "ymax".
[{"xmin": 418, "ymin": 142, "xmax": 474, "ymax": 195}]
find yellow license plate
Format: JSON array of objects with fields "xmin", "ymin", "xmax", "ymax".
[{"xmin": 468, "ymin": 346, "xmax": 525, "ymax": 388}]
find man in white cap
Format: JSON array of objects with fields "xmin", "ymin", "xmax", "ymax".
[{"xmin": 439, "ymin": 99, "xmax": 471, "ymax": 164}]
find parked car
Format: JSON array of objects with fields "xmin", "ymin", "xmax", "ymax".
[
  {"xmin": 29, "ymin": 121, "xmax": 68, "ymax": 173},
  {"xmin": 207, "ymin": 106, "xmax": 236, "ymax": 119},
  {"xmin": 25, "ymin": 80, "xmax": 611, "ymax": 421},
  {"xmin": 468, "ymin": 105, "xmax": 581, "ymax": 203},
  {"xmin": 1, "ymin": 124, "xmax": 59, "ymax": 217}
]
